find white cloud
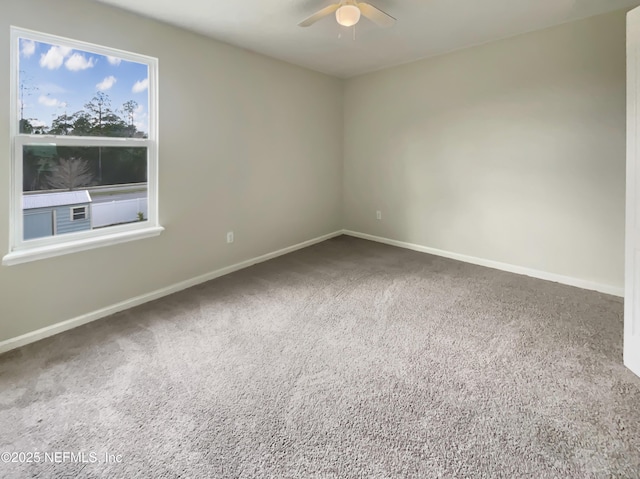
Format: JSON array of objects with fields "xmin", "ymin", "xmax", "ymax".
[
  {"xmin": 132, "ymin": 105, "xmax": 148, "ymax": 133},
  {"xmin": 38, "ymin": 95, "xmax": 66, "ymax": 108},
  {"xmin": 39, "ymin": 46, "xmax": 71, "ymax": 70},
  {"xmin": 31, "ymin": 119, "xmax": 47, "ymax": 128},
  {"xmin": 96, "ymin": 76, "xmax": 117, "ymax": 91},
  {"xmin": 65, "ymin": 53, "xmax": 95, "ymax": 71},
  {"xmin": 21, "ymin": 39, "xmax": 35, "ymax": 58},
  {"xmin": 133, "ymin": 104, "xmax": 146, "ymax": 119},
  {"xmin": 107, "ymin": 55, "xmax": 122, "ymax": 66},
  {"xmin": 132, "ymin": 78, "xmax": 149, "ymax": 93}
]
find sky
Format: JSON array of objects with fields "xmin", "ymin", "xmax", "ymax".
[{"xmin": 18, "ymin": 37, "xmax": 149, "ymax": 134}]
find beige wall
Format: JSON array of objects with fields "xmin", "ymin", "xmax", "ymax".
[
  {"xmin": 0, "ymin": 4, "xmax": 629, "ymax": 345},
  {"xmin": 343, "ymin": 11, "xmax": 626, "ymax": 291},
  {"xmin": 0, "ymin": 0, "xmax": 344, "ymax": 342}
]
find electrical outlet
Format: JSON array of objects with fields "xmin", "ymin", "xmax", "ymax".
[
  {"xmin": 376, "ymin": 210, "xmax": 382, "ymax": 220},
  {"xmin": 226, "ymin": 231, "xmax": 234, "ymax": 243}
]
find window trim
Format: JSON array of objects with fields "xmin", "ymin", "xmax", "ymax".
[{"xmin": 3, "ymin": 26, "xmax": 161, "ymax": 266}]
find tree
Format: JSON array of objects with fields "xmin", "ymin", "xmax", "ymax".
[
  {"xmin": 85, "ymin": 92, "xmax": 112, "ymax": 133},
  {"xmin": 45, "ymin": 157, "xmax": 95, "ymax": 191},
  {"xmin": 70, "ymin": 112, "xmax": 93, "ymax": 136},
  {"xmin": 46, "ymin": 94, "xmax": 146, "ymax": 186},
  {"xmin": 19, "ymin": 72, "xmax": 37, "ymax": 124},
  {"xmin": 49, "ymin": 114, "xmax": 75, "ymax": 135},
  {"xmin": 32, "ymin": 123, "xmax": 47, "ymax": 135},
  {"xmin": 122, "ymin": 100, "xmax": 138, "ymax": 128},
  {"xmin": 23, "ymin": 145, "xmax": 55, "ymax": 191},
  {"xmin": 100, "ymin": 112, "xmax": 129, "ymax": 137},
  {"xmin": 33, "ymin": 158, "xmax": 55, "ymax": 190},
  {"xmin": 84, "ymin": 92, "xmax": 113, "ymax": 182},
  {"xmin": 19, "ymin": 118, "xmax": 34, "ymax": 134},
  {"xmin": 121, "ymin": 100, "xmax": 138, "ymax": 138}
]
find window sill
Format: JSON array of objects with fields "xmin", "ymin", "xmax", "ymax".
[{"xmin": 2, "ymin": 226, "xmax": 164, "ymax": 266}]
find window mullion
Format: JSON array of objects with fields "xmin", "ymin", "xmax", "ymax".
[{"xmin": 16, "ymin": 135, "xmax": 151, "ymax": 148}]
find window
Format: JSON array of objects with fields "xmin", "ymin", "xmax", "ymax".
[
  {"xmin": 71, "ymin": 206, "xmax": 88, "ymax": 221},
  {"xmin": 3, "ymin": 27, "xmax": 162, "ymax": 266}
]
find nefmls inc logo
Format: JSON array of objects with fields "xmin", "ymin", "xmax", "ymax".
[{"xmin": 47, "ymin": 451, "xmax": 99, "ymax": 463}]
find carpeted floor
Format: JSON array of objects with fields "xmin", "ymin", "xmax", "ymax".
[{"xmin": 1, "ymin": 235, "xmax": 639, "ymax": 478}]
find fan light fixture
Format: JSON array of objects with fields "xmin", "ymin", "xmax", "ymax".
[
  {"xmin": 335, "ymin": 5, "xmax": 361, "ymax": 27},
  {"xmin": 298, "ymin": 1, "xmax": 395, "ymax": 29}
]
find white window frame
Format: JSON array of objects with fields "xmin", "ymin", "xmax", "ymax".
[
  {"xmin": 3, "ymin": 27, "xmax": 162, "ymax": 266},
  {"xmin": 70, "ymin": 206, "xmax": 88, "ymax": 221}
]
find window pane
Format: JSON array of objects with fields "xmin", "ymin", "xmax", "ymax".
[
  {"xmin": 23, "ymin": 145, "xmax": 148, "ymax": 240},
  {"xmin": 18, "ymin": 38, "xmax": 149, "ymax": 138}
]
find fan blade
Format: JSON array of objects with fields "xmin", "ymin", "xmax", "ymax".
[
  {"xmin": 357, "ymin": 2, "xmax": 396, "ymax": 27},
  {"xmin": 298, "ymin": 4, "xmax": 341, "ymax": 27}
]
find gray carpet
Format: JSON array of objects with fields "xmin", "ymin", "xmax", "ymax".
[{"xmin": 1, "ymin": 235, "xmax": 639, "ymax": 478}]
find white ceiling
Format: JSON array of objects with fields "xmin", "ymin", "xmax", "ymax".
[{"xmin": 94, "ymin": 0, "xmax": 640, "ymax": 78}]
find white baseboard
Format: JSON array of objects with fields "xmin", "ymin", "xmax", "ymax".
[
  {"xmin": 1, "ymin": 228, "xmax": 622, "ymax": 355},
  {"xmin": 0, "ymin": 230, "xmax": 343, "ymax": 355},
  {"xmin": 343, "ymin": 230, "xmax": 624, "ymax": 297}
]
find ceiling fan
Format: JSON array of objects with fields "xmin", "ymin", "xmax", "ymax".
[{"xmin": 298, "ymin": 0, "xmax": 396, "ymax": 28}]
